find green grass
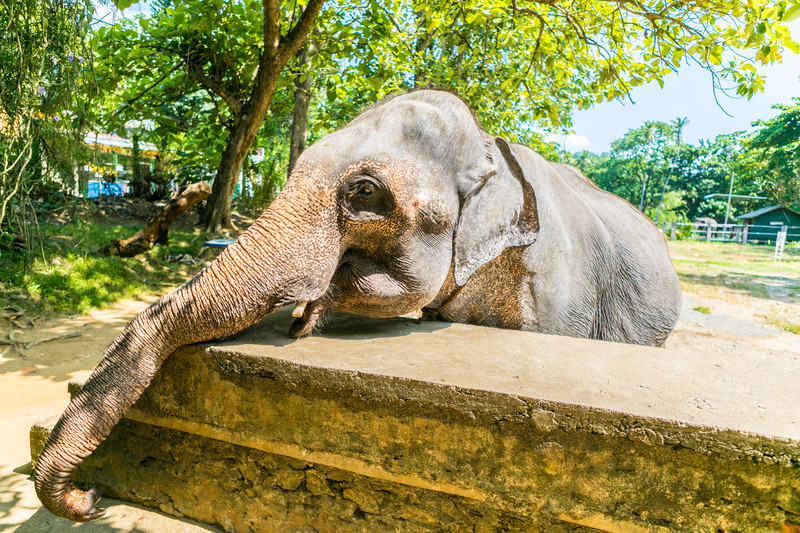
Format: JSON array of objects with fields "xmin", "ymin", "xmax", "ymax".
[
  {"xmin": 766, "ymin": 317, "xmax": 800, "ymax": 334},
  {"xmin": 0, "ymin": 221, "xmax": 209, "ymax": 315},
  {"xmin": 693, "ymin": 306, "xmax": 711, "ymax": 314},
  {"xmin": 668, "ymin": 240, "xmax": 800, "ymax": 301},
  {"xmin": 762, "ymin": 305, "xmax": 800, "ymax": 335},
  {"xmin": 668, "ymin": 240, "xmax": 800, "ymax": 275}
]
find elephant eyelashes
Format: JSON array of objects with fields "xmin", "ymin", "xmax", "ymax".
[{"xmin": 343, "ymin": 177, "xmax": 389, "ymax": 219}]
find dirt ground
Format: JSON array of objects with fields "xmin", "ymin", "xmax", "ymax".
[{"xmin": 1, "ymin": 251, "xmax": 799, "ymax": 531}]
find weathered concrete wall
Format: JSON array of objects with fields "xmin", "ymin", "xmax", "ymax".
[{"xmin": 32, "ymin": 310, "xmax": 800, "ymax": 532}]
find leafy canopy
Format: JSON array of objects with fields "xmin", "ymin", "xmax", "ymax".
[
  {"xmin": 98, "ymin": 0, "xmax": 798, "ymax": 137},
  {"xmin": 1, "ymin": 0, "xmax": 95, "ymax": 230},
  {"xmin": 314, "ymin": 0, "xmax": 798, "ymax": 139},
  {"xmin": 746, "ymin": 97, "xmax": 800, "ymax": 204},
  {"xmin": 89, "ymin": 0, "xmax": 799, "ymax": 215}
]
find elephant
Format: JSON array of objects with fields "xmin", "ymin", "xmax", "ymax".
[{"xmin": 35, "ymin": 89, "xmax": 681, "ymax": 522}]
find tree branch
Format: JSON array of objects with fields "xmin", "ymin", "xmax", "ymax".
[
  {"xmin": 264, "ymin": 0, "xmax": 280, "ymax": 52},
  {"xmin": 108, "ymin": 63, "xmax": 183, "ymax": 123},
  {"xmin": 373, "ymin": 2, "xmax": 414, "ymax": 56},
  {"xmin": 187, "ymin": 63, "xmax": 243, "ymax": 116},
  {"xmin": 277, "ymin": 0, "xmax": 326, "ymax": 64}
]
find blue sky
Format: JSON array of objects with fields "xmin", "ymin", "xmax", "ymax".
[{"xmin": 553, "ymin": 20, "xmax": 800, "ymax": 154}]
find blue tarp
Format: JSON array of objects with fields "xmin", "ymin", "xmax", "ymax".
[{"xmin": 86, "ymin": 181, "xmax": 124, "ymax": 198}]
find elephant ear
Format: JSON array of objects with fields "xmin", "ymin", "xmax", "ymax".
[{"xmin": 453, "ymin": 137, "xmax": 539, "ymax": 286}]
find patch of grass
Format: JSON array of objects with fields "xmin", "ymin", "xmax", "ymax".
[
  {"xmin": 668, "ymin": 240, "xmax": 800, "ymax": 276},
  {"xmin": 764, "ymin": 315, "xmax": 800, "ymax": 335},
  {"xmin": 675, "ymin": 271, "xmax": 772, "ymax": 300},
  {"xmin": 668, "ymin": 241, "xmax": 800, "ymax": 302},
  {"xmin": 693, "ymin": 306, "xmax": 711, "ymax": 314},
  {"xmin": 0, "ymin": 222, "xmax": 210, "ymax": 315}
]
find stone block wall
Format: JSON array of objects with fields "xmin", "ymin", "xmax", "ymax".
[{"xmin": 31, "ymin": 311, "xmax": 800, "ymax": 532}]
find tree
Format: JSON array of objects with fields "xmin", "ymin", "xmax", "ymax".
[
  {"xmin": 606, "ymin": 121, "xmax": 674, "ymax": 211},
  {"xmin": 312, "ymin": 0, "xmax": 797, "ymax": 139},
  {"xmin": 96, "ymin": 0, "xmax": 797, "ymax": 232},
  {"xmin": 287, "ymin": 42, "xmax": 318, "ymax": 176},
  {"xmin": 95, "ymin": 0, "xmax": 324, "ymax": 233},
  {"xmin": 655, "ymin": 117, "xmax": 690, "ymax": 223},
  {"xmin": 575, "ymin": 125, "xmax": 783, "ymax": 224},
  {"xmin": 746, "ymin": 97, "xmax": 800, "ymax": 207},
  {"xmin": 0, "ymin": 0, "xmax": 94, "ymax": 245}
]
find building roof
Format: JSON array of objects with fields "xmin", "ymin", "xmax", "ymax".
[
  {"xmin": 735, "ymin": 205, "xmax": 800, "ymax": 220},
  {"xmin": 83, "ymin": 132, "xmax": 158, "ymax": 156}
]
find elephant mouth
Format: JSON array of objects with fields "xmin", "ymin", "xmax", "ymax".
[
  {"xmin": 286, "ymin": 255, "xmax": 354, "ymax": 338},
  {"xmin": 288, "ymin": 251, "xmax": 413, "ymax": 337}
]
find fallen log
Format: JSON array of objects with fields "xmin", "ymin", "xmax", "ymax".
[{"xmin": 98, "ymin": 182, "xmax": 211, "ymax": 257}]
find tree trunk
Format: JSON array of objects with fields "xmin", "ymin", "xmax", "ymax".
[
  {"xmin": 413, "ymin": 10, "xmax": 431, "ymax": 87},
  {"xmin": 288, "ymin": 46, "xmax": 313, "ymax": 178},
  {"xmin": 201, "ymin": 120, "xmax": 254, "ymax": 234},
  {"xmin": 99, "ymin": 181, "xmax": 211, "ymax": 257},
  {"xmin": 200, "ymin": 63, "xmax": 290, "ymax": 233},
  {"xmin": 638, "ymin": 164, "xmax": 649, "ymax": 212},
  {"xmin": 200, "ymin": 0, "xmax": 325, "ymax": 234}
]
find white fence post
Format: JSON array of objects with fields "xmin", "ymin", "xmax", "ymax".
[{"xmin": 774, "ymin": 227, "xmax": 787, "ymax": 264}]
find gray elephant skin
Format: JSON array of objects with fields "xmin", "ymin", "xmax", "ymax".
[{"xmin": 35, "ymin": 89, "xmax": 681, "ymax": 521}]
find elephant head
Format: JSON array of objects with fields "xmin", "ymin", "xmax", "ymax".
[{"xmin": 34, "ymin": 90, "xmax": 539, "ymax": 521}]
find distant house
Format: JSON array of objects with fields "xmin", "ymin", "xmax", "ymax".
[
  {"xmin": 82, "ymin": 132, "xmax": 159, "ymax": 198},
  {"xmin": 735, "ymin": 205, "xmax": 800, "ymax": 242}
]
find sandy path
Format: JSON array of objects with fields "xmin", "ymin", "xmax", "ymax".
[
  {"xmin": 0, "ymin": 296, "xmax": 220, "ymax": 532},
  {"xmin": 1, "ymin": 285, "xmax": 798, "ymax": 531}
]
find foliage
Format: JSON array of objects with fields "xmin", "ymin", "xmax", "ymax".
[
  {"xmin": 91, "ymin": 2, "xmax": 248, "ymax": 185},
  {"xmin": 91, "ymin": 0, "xmax": 325, "ymax": 232},
  {"xmin": 0, "ymin": 0, "xmax": 95, "ymax": 235},
  {"xmin": 745, "ymin": 97, "xmax": 800, "ymax": 206},
  {"xmin": 237, "ymin": 118, "xmax": 292, "ymax": 214},
  {"xmin": 311, "ymin": 0, "xmax": 797, "ymax": 142},
  {"xmin": 573, "ymin": 122, "xmax": 684, "ymax": 216},
  {"xmin": 87, "ymin": 0, "xmax": 798, "ymax": 222},
  {"xmin": 645, "ymin": 190, "xmax": 686, "ymax": 223},
  {"xmin": 574, "ymin": 112, "xmax": 800, "ymax": 223}
]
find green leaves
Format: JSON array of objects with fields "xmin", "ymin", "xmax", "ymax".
[
  {"xmin": 1, "ymin": 0, "xmax": 95, "ymax": 229},
  {"xmin": 575, "ymin": 97, "xmax": 800, "ymax": 224},
  {"xmin": 784, "ymin": 1, "xmax": 800, "ymax": 20},
  {"xmin": 745, "ymin": 97, "xmax": 800, "ymax": 204},
  {"xmin": 310, "ymin": 0, "xmax": 800, "ymax": 142},
  {"xmin": 83, "ymin": 0, "xmax": 800, "ymax": 211},
  {"xmin": 114, "ymin": 0, "xmax": 136, "ymax": 10}
]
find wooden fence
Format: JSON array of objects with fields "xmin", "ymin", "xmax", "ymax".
[{"xmin": 661, "ymin": 222, "xmax": 800, "ymax": 244}]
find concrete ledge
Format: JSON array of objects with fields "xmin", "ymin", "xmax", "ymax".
[{"xmin": 33, "ymin": 310, "xmax": 800, "ymax": 532}]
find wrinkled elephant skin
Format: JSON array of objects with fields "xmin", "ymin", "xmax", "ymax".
[{"xmin": 34, "ymin": 90, "xmax": 681, "ymax": 521}]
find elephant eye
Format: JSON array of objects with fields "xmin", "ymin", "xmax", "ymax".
[{"xmin": 343, "ymin": 178, "xmax": 388, "ymax": 219}]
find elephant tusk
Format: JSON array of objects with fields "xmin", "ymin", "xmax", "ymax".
[{"xmin": 292, "ymin": 301, "xmax": 308, "ymax": 318}]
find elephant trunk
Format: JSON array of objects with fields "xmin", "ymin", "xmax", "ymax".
[{"xmin": 34, "ymin": 190, "xmax": 339, "ymax": 521}]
